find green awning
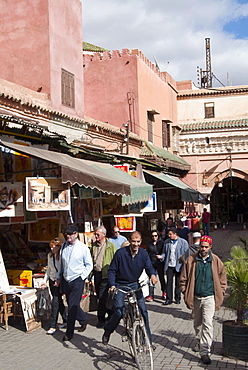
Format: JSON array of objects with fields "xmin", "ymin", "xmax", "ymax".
[
  {"xmin": 143, "ymin": 170, "xmax": 207, "ymax": 204},
  {"xmin": 141, "ymin": 142, "xmax": 190, "ymax": 171},
  {"xmin": 90, "ymin": 162, "xmax": 153, "ymax": 205},
  {"xmin": 0, "ymin": 140, "xmax": 130, "ymax": 196},
  {"xmin": 0, "ymin": 140, "xmax": 153, "ymax": 206}
]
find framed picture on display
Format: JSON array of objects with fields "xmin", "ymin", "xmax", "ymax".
[{"xmin": 115, "ymin": 215, "xmax": 136, "ymax": 232}]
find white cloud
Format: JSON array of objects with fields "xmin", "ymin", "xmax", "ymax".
[{"xmin": 82, "ymin": 0, "xmax": 248, "ymax": 86}]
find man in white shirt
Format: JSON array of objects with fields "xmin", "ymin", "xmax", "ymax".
[{"xmin": 56, "ymin": 224, "xmax": 93, "ymax": 341}]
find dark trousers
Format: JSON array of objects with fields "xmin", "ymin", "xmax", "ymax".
[
  {"xmin": 104, "ymin": 282, "xmax": 152, "ymax": 343},
  {"xmin": 93, "ymin": 270, "xmax": 112, "ymax": 322},
  {"xmin": 166, "ymin": 266, "xmax": 181, "ymax": 303},
  {"xmin": 154, "ymin": 261, "xmax": 166, "ymax": 293},
  {"xmin": 203, "ymin": 223, "xmax": 209, "ymax": 236},
  {"xmin": 49, "ymin": 279, "xmax": 67, "ymax": 329},
  {"xmin": 63, "ymin": 276, "xmax": 87, "ymax": 338}
]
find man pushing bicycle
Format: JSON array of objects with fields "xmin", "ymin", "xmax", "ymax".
[{"xmin": 102, "ymin": 231, "xmax": 158, "ymax": 346}]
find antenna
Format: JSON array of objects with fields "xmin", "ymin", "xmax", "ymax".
[
  {"xmin": 199, "ymin": 38, "xmax": 212, "ymax": 88},
  {"xmin": 153, "ymin": 55, "xmax": 160, "ymax": 70}
]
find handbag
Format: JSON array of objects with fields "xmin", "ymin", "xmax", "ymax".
[
  {"xmin": 36, "ymin": 287, "xmax": 52, "ymax": 320},
  {"xmin": 80, "ymin": 281, "xmax": 98, "ymax": 312}
]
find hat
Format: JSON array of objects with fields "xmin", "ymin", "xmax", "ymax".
[
  {"xmin": 200, "ymin": 235, "xmax": 212, "ymax": 245},
  {"xmin": 192, "ymin": 232, "xmax": 201, "ymax": 238},
  {"xmin": 65, "ymin": 224, "xmax": 78, "ymax": 234}
]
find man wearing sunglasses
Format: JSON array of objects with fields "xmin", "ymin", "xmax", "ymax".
[
  {"xmin": 108, "ymin": 226, "xmax": 127, "ymax": 249},
  {"xmin": 56, "ymin": 224, "xmax": 93, "ymax": 341}
]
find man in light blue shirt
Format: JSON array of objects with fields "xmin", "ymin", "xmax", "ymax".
[
  {"xmin": 56, "ymin": 224, "xmax": 93, "ymax": 341},
  {"xmin": 108, "ymin": 226, "xmax": 127, "ymax": 249}
]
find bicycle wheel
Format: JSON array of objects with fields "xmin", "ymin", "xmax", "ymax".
[
  {"xmin": 125, "ymin": 307, "xmax": 135, "ymax": 358},
  {"xmin": 132, "ymin": 320, "xmax": 153, "ymax": 370}
]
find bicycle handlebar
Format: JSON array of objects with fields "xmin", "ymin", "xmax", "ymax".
[{"xmin": 115, "ymin": 280, "xmax": 149, "ymax": 295}]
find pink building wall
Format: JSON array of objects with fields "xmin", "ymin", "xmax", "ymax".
[
  {"xmin": 0, "ymin": 0, "xmax": 84, "ymax": 118},
  {"xmin": 84, "ymin": 49, "xmax": 178, "ymax": 148},
  {"xmin": 84, "ymin": 50, "xmax": 139, "ymax": 133}
]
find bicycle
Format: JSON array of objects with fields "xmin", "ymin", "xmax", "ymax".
[{"xmin": 115, "ymin": 282, "xmax": 153, "ymax": 370}]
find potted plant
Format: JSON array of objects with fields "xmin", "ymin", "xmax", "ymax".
[{"xmin": 222, "ymin": 245, "xmax": 248, "ymax": 361}]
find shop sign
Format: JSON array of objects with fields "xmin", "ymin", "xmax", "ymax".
[{"xmin": 140, "ymin": 192, "xmax": 157, "ymax": 213}]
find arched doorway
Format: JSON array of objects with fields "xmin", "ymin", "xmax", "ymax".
[{"xmin": 211, "ymin": 176, "xmax": 248, "ymax": 223}]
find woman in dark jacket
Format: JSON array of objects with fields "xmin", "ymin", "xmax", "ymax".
[{"xmin": 146, "ymin": 230, "xmax": 166, "ymax": 301}]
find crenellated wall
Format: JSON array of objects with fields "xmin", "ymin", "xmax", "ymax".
[
  {"xmin": 84, "ymin": 48, "xmax": 178, "ymax": 148},
  {"xmin": 84, "ymin": 48, "xmax": 177, "ymax": 90}
]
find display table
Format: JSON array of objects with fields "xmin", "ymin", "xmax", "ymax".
[
  {"xmin": 0, "ymin": 286, "xmax": 41, "ymax": 332},
  {"xmin": 0, "ymin": 293, "xmax": 13, "ymax": 330}
]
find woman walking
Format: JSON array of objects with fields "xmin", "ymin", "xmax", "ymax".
[
  {"xmin": 146, "ymin": 230, "xmax": 166, "ymax": 301},
  {"xmin": 41, "ymin": 237, "xmax": 67, "ymax": 334}
]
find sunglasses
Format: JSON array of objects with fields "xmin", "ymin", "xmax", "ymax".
[
  {"xmin": 66, "ymin": 232, "xmax": 76, "ymax": 236},
  {"xmin": 152, "ymin": 234, "xmax": 158, "ymax": 237}
]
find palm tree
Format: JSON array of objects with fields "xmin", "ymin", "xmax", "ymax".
[{"xmin": 224, "ymin": 245, "xmax": 248, "ymax": 323}]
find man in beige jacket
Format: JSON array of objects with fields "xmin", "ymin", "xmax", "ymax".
[{"xmin": 180, "ymin": 235, "xmax": 227, "ymax": 365}]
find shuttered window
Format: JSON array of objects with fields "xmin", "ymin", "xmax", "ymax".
[
  {"xmin": 147, "ymin": 111, "xmax": 154, "ymax": 143},
  {"xmin": 204, "ymin": 102, "xmax": 214, "ymax": 118},
  {"xmin": 162, "ymin": 120, "xmax": 171, "ymax": 148},
  {"xmin": 61, "ymin": 69, "xmax": 75, "ymax": 108}
]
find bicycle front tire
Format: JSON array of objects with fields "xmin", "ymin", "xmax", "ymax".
[{"xmin": 132, "ymin": 320, "xmax": 153, "ymax": 370}]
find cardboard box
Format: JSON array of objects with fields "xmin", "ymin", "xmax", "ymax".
[{"xmin": 7, "ymin": 270, "xmax": 32, "ymax": 287}]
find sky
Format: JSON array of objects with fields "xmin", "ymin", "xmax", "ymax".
[{"xmin": 82, "ymin": 0, "xmax": 248, "ymax": 88}]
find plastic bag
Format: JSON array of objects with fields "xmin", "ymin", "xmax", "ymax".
[{"xmin": 36, "ymin": 287, "xmax": 52, "ymax": 320}]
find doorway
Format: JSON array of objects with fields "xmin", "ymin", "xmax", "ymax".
[{"xmin": 210, "ymin": 177, "xmax": 248, "ymax": 223}]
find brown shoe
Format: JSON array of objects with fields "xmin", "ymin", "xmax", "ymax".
[
  {"xmin": 62, "ymin": 334, "xmax": 72, "ymax": 341},
  {"xmin": 78, "ymin": 323, "xmax": 87, "ymax": 332},
  {"xmin": 102, "ymin": 330, "xmax": 111, "ymax": 345}
]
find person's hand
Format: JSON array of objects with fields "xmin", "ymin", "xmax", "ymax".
[
  {"xmin": 40, "ymin": 282, "xmax": 46, "ymax": 290},
  {"xmin": 108, "ymin": 286, "xmax": 116, "ymax": 293},
  {"xmin": 54, "ymin": 278, "xmax": 60, "ymax": 287},
  {"xmin": 178, "ymin": 255, "xmax": 184, "ymax": 264},
  {"xmin": 150, "ymin": 275, "xmax": 158, "ymax": 285},
  {"xmin": 156, "ymin": 254, "xmax": 163, "ymax": 260}
]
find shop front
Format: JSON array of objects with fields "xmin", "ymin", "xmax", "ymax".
[
  {"xmin": 0, "ymin": 137, "xmax": 153, "ymax": 304},
  {"xmin": 0, "ymin": 139, "xmax": 153, "ymax": 330}
]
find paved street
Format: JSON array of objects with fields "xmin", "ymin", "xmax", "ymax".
[{"xmin": 1, "ymin": 223, "xmax": 248, "ymax": 369}]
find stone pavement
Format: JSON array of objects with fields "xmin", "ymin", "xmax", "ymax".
[{"xmin": 1, "ymin": 223, "xmax": 248, "ymax": 370}]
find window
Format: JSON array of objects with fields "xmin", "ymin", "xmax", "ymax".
[
  {"xmin": 162, "ymin": 120, "xmax": 171, "ymax": 148},
  {"xmin": 61, "ymin": 69, "xmax": 75, "ymax": 108},
  {"xmin": 204, "ymin": 102, "xmax": 214, "ymax": 118},
  {"xmin": 147, "ymin": 111, "xmax": 154, "ymax": 143}
]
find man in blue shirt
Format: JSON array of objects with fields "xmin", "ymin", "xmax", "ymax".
[
  {"xmin": 102, "ymin": 231, "xmax": 157, "ymax": 346},
  {"xmin": 108, "ymin": 226, "xmax": 127, "ymax": 249},
  {"xmin": 162, "ymin": 227, "xmax": 188, "ymax": 305},
  {"xmin": 56, "ymin": 224, "xmax": 93, "ymax": 341}
]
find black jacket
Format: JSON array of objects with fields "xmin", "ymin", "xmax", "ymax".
[{"xmin": 146, "ymin": 238, "xmax": 164, "ymax": 264}]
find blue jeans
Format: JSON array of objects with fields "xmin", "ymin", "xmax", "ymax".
[
  {"xmin": 203, "ymin": 223, "xmax": 209, "ymax": 236},
  {"xmin": 104, "ymin": 282, "xmax": 152, "ymax": 343}
]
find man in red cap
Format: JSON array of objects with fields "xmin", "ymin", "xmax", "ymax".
[{"xmin": 180, "ymin": 235, "xmax": 227, "ymax": 365}]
